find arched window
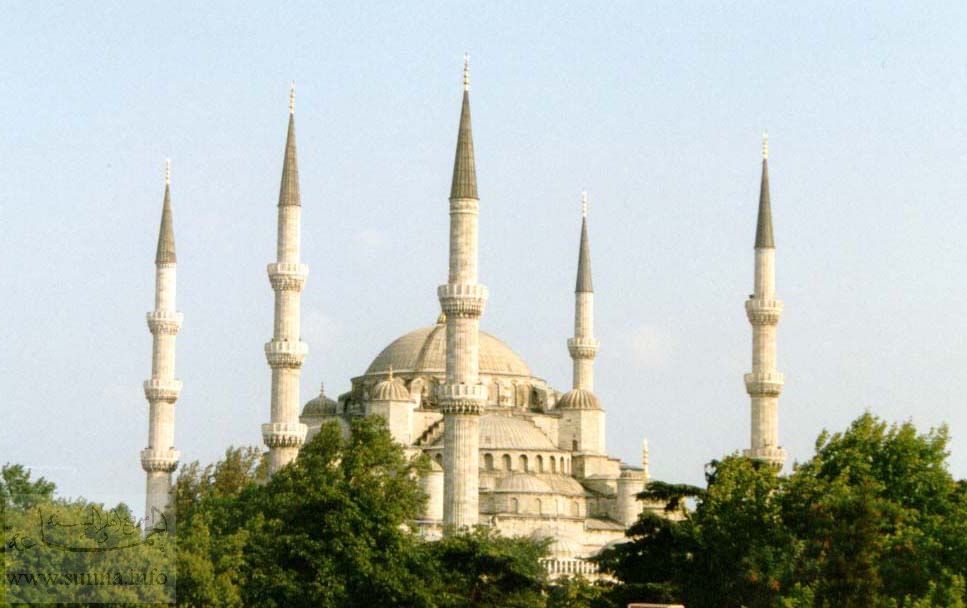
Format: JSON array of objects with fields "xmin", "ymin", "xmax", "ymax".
[
  {"xmin": 550, "ymin": 457, "xmax": 557, "ymax": 474},
  {"xmin": 519, "ymin": 454, "xmax": 528, "ymax": 472},
  {"xmin": 536, "ymin": 498, "xmax": 543, "ymax": 515},
  {"xmin": 536, "ymin": 455, "xmax": 544, "ymax": 473},
  {"xmin": 511, "ymin": 497, "xmax": 519, "ymax": 513},
  {"xmin": 484, "ymin": 453, "xmax": 494, "ymax": 470},
  {"xmin": 502, "ymin": 454, "xmax": 512, "ymax": 471},
  {"xmin": 435, "ymin": 454, "xmax": 443, "ymax": 467},
  {"xmin": 571, "ymin": 501, "xmax": 580, "ymax": 517}
]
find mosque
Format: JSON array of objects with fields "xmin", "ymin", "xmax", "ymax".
[{"xmin": 138, "ymin": 58, "xmax": 786, "ymax": 573}]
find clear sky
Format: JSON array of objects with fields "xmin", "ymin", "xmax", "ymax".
[{"xmin": 2, "ymin": 2, "xmax": 966, "ymax": 514}]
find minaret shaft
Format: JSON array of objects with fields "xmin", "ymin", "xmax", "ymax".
[
  {"xmin": 744, "ymin": 150, "xmax": 786, "ymax": 467},
  {"xmin": 141, "ymin": 173, "xmax": 182, "ymax": 528},
  {"xmin": 568, "ymin": 211, "xmax": 598, "ymax": 392},
  {"xmin": 262, "ymin": 102, "xmax": 308, "ymax": 475},
  {"xmin": 439, "ymin": 61, "xmax": 487, "ymax": 533}
]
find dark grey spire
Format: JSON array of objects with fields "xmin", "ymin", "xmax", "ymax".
[
  {"xmin": 278, "ymin": 84, "xmax": 301, "ymax": 207},
  {"xmin": 155, "ymin": 161, "xmax": 176, "ymax": 264},
  {"xmin": 449, "ymin": 55, "xmax": 478, "ymax": 200},
  {"xmin": 754, "ymin": 134, "xmax": 774, "ymax": 249},
  {"xmin": 576, "ymin": 193, "xmax": 593, "ymax": 293}
]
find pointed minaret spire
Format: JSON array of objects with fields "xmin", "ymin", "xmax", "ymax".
[
  {"xmin": 755, "ymin": 131, "xmax": 774, "ymax": 249},
  {"xmin": 263, "ymin": 87, "xmax": 309, "ymax": 475},
  {"xmin": 155, "ymin": 161, "xmax": 176, "ymax": 264},
  {"xmin": 439, "ymin": 55, "xmax": 488, "ymax": 533},
  {"xmin": 744, "ymin": 134, "xmax": 786, "ymax": 468},
  {"xmin": 450, "ymin": 54, "xmax": 477, "ymax": 200},
  {"xmin": 142, "ymin": 161, "xmax": 183, "ymax": 529},
  {"xmin": 576, "ymin": 192, "xmax": 593, "ymax": 294}
]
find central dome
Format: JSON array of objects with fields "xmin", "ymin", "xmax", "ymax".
[{"xmin": 365, "ymin": 323, "xmax": 532, "ymax": 377}]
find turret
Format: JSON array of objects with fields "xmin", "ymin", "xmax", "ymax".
[
  {"xmin": 141, "ymin": 160, "xmax": 182, "ymax": 528},
  {"xmin": 367, "ymin": 367, "xmax": 414, "ymax": 444},
  {"xmin": 559, "ymin": 193, "xmax": 605, "ymax": 455},
  {"xmin": 743, "ymin": 133, "xmax": 786, "ymax": 468},
  {"xmin": 262, "ymin": 84, "xmax": 309, "ymax": 475},
  {"xmin": 438, "ymin": 55, "xmax": 488, "ymax": 532}
]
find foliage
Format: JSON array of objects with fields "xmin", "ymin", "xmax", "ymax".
[
  {"xmin": 424, "ymin": 527, "xmax": 549, "ymax": 608},
  {"xmin": 600, "ymin": 412, "xmax": 967, "ymax": 608}
]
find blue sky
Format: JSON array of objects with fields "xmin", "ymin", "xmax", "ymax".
[{"xmin": 2, "ymin": 2, "xmax": 966, "ymax": 514}]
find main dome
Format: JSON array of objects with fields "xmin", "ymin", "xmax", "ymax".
[{"xmin": 364, "ymin": 323, "xmax": 532, "ymax": 377}]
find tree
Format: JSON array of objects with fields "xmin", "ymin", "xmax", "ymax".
[
  {"xmin": 424, "ymin": 527, "xmax": 549, "ymax": 608},
  {"xmin": 600, "ymin": 412, "xmax": 967, "ymax": 608},
  {"xmin": 237, "ymin": 417, "xmax": 433, "ymax": 608}
]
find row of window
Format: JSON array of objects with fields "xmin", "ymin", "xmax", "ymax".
[{"xmin": 432, "ymin": 452, "xmax": 572, "ymax": 474}]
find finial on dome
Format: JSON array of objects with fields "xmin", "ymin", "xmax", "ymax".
[
  {"xmin": 581, "ymin": 191, "xmax": 588, "ymax": 218},
  {"xmin": 388, "ymin": 364, "xmax": 394, "ymax": 380},
  {"xmin": 437, "ymin": 312, "xmax": 447, "ymax": 325},
  {"xmin": 165, "ymin": 159, "xmax": 171, "ymax": 185},
  {"xmin": 762, "ymin": 130, "xmax": 768, "ymax": 160},
  {"xmin": 319, "ymin": 382, "xmax": 325, "ymax": 397},
  {"xmin": 463, "ymin": 53, "xmax": 470, "ymax": 91},
  {"xmin": 289, "ymin": 81, "xmax": 296, "ymax": 115}
]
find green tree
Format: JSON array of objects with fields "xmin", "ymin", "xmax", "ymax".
[{"xmin": 237, "ymin": 417, "xmax": 433, "ymax": 608}]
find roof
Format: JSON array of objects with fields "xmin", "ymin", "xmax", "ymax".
[
  {"xmin": 430, "ymin": 414, "xmax": 556, "ymax": 451},
  {"xmin": 155, "ymin": 183, "xmax": 176, "ymax": 264},
  {"xmin": 364, "ymin": 324, "xmax": 532, "ymax": 377},
  {"xmin": 278, "ymin": 113, "xmax": 301, "ymax": 207},
  {"xmin": 372, "ymin": 376, "xmax": 410, "ymax": 401},
  {"xmin": 449, "ymin": 90, "xmax": 478, "ymax": 200},
  {"xmin": 755, "ymin": 158, "xmax": 774, "ymax": 248},
  {"xmin": 575, "ymin": 216, "xmax": 593, "ymax": 292},
  {"xmin": 557, "ymin": 388, "xmax": 601, "ymax": 410}
]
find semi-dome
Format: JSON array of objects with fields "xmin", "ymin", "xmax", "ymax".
[
  {"xmin": 496, "ymin": 474, "xmax": 552, "ymax": 493},
  {"xmin": 557, "ymin": 388, "xmax": 601, "ymax": 410},
  {"xmin": 478, "ymin": 414, "xmax": 558, "ymax": 450},
  {"xmin": 365, "ymin": 323, "xmax": 532, "ymax": 378}
]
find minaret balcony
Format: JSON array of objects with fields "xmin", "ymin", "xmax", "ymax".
[
  {"xmin": 261, "ymin": 422, "xmax": 307, "ymax": 448},
  {"xmin": 437, "ymin": 383, "xmax": 487, "ymax": 414},
  {"xmin": 743, "ymin": 372, "xmax": 785, "ymax": 396},
  {"xmin": 143, "ymin": 379, "xmax": 183, "ymax": 402},
  {"xmin": 264, "ymin": 340, "xmax": 308, "ymax": 369},
  {"xmin": 146, "ymin": 310, "xmax": 183, "ymax": 335},
  {"xmin": 267, "ymin": 262, "xmax": 308, "ymax": 291},
  {"xmin": 745, "ymin": 298, "xmax": 783, "ymax": 325},
  {"xmin": 567, "ymin": 337, "xmax": 600, "ymax": 359},
  {"xmin": 743, "ymin": 446, "xmax": 787, "ymax": 467},
  {"xmin": 140, "ymin": 448, "xmax": 181, "ymax": 473},
  {"xmin": 437, "ymin": 284, "xmax": 488, "ymax": 318}
]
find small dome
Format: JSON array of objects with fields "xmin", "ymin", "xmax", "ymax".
[
  {"xmin": 531, "ymin": 528, "xmax": 584, "ymax": 558},
  {"xmin": 364, "ymin": 324, "xmax": 532, "ymax": 377},
  {"xmin": 372, "ymin": 374, "xmax": 410, "ymax": 401},
  {"xmin": 302, "ymin": 384, "xmax": 337, "ymax": 417},
  {"xmin": 557, "ymin": 388, "xmax": 601, "ymax": 410},
  {"xmin": 496, "ymin": 474, "xmax": 552, "ymax": 493}
]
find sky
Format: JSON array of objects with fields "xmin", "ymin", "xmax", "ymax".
[{"xmin": 2, "ymin": 2, "xmax": 967, "ymax": 515}]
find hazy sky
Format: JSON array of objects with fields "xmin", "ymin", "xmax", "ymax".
[{"xmin": 2, "ymin": 2, "xmax": 967, "ymax": 515}]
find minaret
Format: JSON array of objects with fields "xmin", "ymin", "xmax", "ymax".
[
  {"xmin": 439, "ymin": 55, "xmax": 488, "ymax": 532},
  {"xmin": 568, "ymin": 192, "xmax": 599, "ymax": 391},
  {"xmin": 743, "ymin": 133, "xmax": 786, "ymax": 467},
  {"xmin": 262, "ymin": 84, "xmax": 308, "ymax": 475},
  {"xmin": 141, "ymin": 160, "xmax": 182, "ymax": 527},
  {"xmin": 558, "ymin": 193, "xmax": 605, "ymax": 455}
]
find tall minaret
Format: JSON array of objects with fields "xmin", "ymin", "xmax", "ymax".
[
  {"xmin": 262, "ymin": 84, "xmax": 308, "ymax": 475},
  {"xmin": 743, "ymin": 133, "xmax": 786, "ymax": 468},
  {"xmin": 439, "ymin": 55, "xmax": 488, "ymax": 532},
  {"xmin": 141, "ymin": 160, "xmax": 182, "ymax": 527},
  {"xmin": 557, "ymin": 193, "xmax": 605, "ymax": 455},
  {"xmin": 568, "ymin": 192, "xmax": 599, "ymax": 392}
]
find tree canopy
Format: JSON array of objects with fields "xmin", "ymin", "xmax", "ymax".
[{"xmin": 597, "ymin": 412, "xmax": 967, "ymax": 608}]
